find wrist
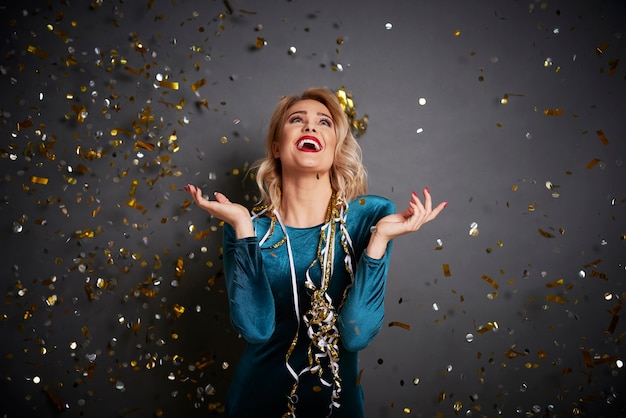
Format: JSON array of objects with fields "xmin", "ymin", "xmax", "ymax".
[
  {"xmin": 233, "ymin": 219, "xmax": 255, "ymax": 239},
  {"xmin": 366, "ymin": 231, "xmax": 389, "ymax": 260}
]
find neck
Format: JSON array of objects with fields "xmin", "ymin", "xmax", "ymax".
[{"xmin": 278, "ymin": 172, "xmax": 333, "ymax": 228}]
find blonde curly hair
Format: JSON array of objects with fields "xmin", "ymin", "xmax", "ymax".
[{"xmin": 252, "ymin": 87, "xmax": 368, "ymax": 212}]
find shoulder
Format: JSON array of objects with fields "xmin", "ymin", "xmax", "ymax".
[
  {"xmin": 348, "ymin": 195, "xmax": 395, "ymax": 216},
  {"xmin": 346, "ymin": 195, "xmax": 395, "ymax": 227},
  {"xmin": 343, "ymin": 195, "xmax": 394, "ymax": 250}
]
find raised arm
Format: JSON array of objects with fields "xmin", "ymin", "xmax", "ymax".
[
  {"xmin": 184, "ymin": 184, "xmax": 275, "ymax": 343},
  {"xmin": 222, "ymin": 226, "xmax": 276, "ymax": 343},
  {"xmin": 339, "ymin": 190, "xmax": 447, "ymax": 351}
]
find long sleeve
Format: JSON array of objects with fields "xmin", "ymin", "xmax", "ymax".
[
  {"xmin": 337, "ymin": 247, "xmax": 392, "ymax": 352},
  {"xmin": 222, "ymin": 224, "xmax": 275, "ymax": 344},
  {"xmin": 337, "ymin": 196, "xmax": 395, "ymax": 352}
]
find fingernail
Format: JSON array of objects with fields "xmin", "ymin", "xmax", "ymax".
[
  {"xmin": 425, "ymin": 186, "xmax": 430, "ymax": 194},
  {"xmin": 412, "ymin": 191, "xmax": 417, "ymax": 197},
  {"xmin": 443, "ymin": 202, "xmax": 448, "ymax": 208}
]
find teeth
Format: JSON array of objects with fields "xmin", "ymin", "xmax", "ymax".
[{"xmin": 297, "ymin": 138, "xmax": 321, "ymax": 151}]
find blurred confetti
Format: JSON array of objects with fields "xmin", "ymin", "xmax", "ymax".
[{"xmin": 1, "ymin": 1, "xmax": 625, "ymax": 417}]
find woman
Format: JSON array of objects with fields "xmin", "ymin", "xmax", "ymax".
[{"xmin": 184, "ymin": 88, "xmax": 446, "ymax": 417}]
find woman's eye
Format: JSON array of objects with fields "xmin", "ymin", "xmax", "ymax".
[
  {"xmin": 320, "ymin": 119, "xmax": 332, "ymax": 127},
  {"xmin": 290, "ymin": 117, "xmax": 302, "ymax": 123}
]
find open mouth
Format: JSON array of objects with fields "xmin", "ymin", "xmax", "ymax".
[{"xmin": 296, "ymin": 137, "xmax": 322, "ymax": 152}]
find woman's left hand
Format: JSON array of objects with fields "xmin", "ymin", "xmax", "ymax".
[{"xmin": 366, "ymin": 187, "xmax": 447, "ymax": 259}]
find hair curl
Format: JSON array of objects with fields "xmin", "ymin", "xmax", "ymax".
[{"xmin": 252, "ymin": 87, "xmax": 368, "ymax": 212}]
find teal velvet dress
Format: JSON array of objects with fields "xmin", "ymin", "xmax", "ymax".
[{"xmin": 222, "ymin": 195, "xmax": 395, "ymax": 417}]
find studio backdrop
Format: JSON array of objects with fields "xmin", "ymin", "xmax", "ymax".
[{"xmin": 1, "ymin": 0, "xmax": 625, "ymax": 417}]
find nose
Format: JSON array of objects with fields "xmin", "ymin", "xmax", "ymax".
[{"xmin": 304, "ymin": 122, "xmax": 316, "ymax": 132}]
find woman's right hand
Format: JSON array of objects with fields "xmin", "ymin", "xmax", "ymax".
[{"xmin": 184, "ymin": 184, "xmax": 255, "ymax": 239}]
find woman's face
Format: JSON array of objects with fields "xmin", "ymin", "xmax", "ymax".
[{"xmin": 272, "ymin": 99, "xmax": 338, "ymax": 176}]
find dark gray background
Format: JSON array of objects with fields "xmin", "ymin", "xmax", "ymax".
[{"xmin": 1, "ymin": 0, "xmax": 625, "ymax": 416}]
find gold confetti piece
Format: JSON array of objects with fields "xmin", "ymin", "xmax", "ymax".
[
  {"xmin": 75, "ymin": 163, "xmax": 90, "ymax": 174},
  {"xmin": 43, "ymin": 388, "xmax": 65, "ymax": 411},
  {"xmin": 30, "ymin": 176, "xmax": 49, "ymax": 185},
  {"xmin": 607, "ymin": 315, "xmax": 619, "ymax": 334},
  {"xmin": 124, "ymin": 65, "xmax": 144, "ymax": 76},
  {"xmin": 543, "ymin": 108, "xmax": 564, "ymax": 116},
  {"xmin": 135, "ymin": 140, "xmax": 155, "ymax": 151},
  {"xmin": 255, "ymin": 37, "xmax": 267, "ymax": 48},
  {"xmin": 581, "ymin": 349, "xmax": 594, "ymax": 368},
  {"xmin": 481, "ymin": 275, "xmax": 499, "ymax": 289},
  {"xmin": 538, "ymin": 228, "xmax": 554, "ymax": 238},
  {"xmin": 585, "ymin": 158, "xmax": 601, "ymax": 169},
  {"xmin": 608, "ymin": 58, "xmax": 620, "ymax": 76},
  {"xmin": 442, "ymin": 264, "xmax": 451, "ymax": 277},
  {"xmin": 593, "ymin": 354, "xmax": 619, "ymax": 365},
  {"xmin": 504, "ymin": 347, "xmax": 528, "ymax": 359},
  {"xmin": 546, "ymin": 294, "xmax": 567, "ymax": 304},
  {"xmin": 74, "ymin": 229, "xmax": 96, "ymax": 239},
  {"xmin": 191, "ymin": 78, "xmax": 206, "ymax": 92},
  {"xmin": 453, "ymin": 401, "xmax": 462, "ymax": 412},
  {"xmin": 17, "ymin": 119, "xmax": 33, "ymax": 131},
  {"xmin": 85, "ymin": 283, "xmax": 95, "ymax": 301},
  {"xmin": 438, "ymin": 391, "xmax": 447, "ymax": 402},
  {"xmin": 175, "ymin": 257, "xmax": 185, "ymax": 278},
  {"xmin": 27, "ymin": 45, "xmax": 48, "ymax": 59},
  {"xmin": 172, "ymin": 304, "xmax": 185, "ymax": 319},
  {"xmin": 608, "ymin": 301, "xmax": 621, "ymax": 316},
  {"xmin": 583, "ymin": 258, "xmax": 602, "ymax": 268},
  {"xmin": 596, "ymin": 130, "xmax": 610, "ymax": 145},
  {"xmin": 595, "ymin": 41, "xmax": 609, "ymax": 55},
  {"xmin": 388, "ymin": 321, "xmax": 411, "ymax": 331},
  {"xmin": 194, "ymin": 229, "xmax": 212, "ymax": 240},
  {"xmin": 477, "ymin": 322, "xmax": 498, "ymax": 334},
  {"xmin": 590, "ymin": 270, "xmax": 608, "ymax": 280},
  {"xmin": 545, "ymin": 278, "xmax": 564, "ymax": 288},
  {"xmin": 159, "ymin": 80, "xmax": 179, "ymax": 90},
  {"xmin": 23, "ymin": 305, "xmax": 37, "ymax": 320}
]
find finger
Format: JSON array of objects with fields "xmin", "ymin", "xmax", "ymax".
[
  {"xmin": 426, "ymin": 201, "xmax": 448, "ymax": 222},
  {"xmin": 411, "ymin": 191, "xmax": 425, "ymax": 211},
  {"xmin": 193, "ymin": 186, "xmax": 207, "ymax": 203},
  {"xmin": 214, "ymin": 191, "xmax": 230, "ymax": 204},
  {"xmin": 401, "ymin": 204, "xmax": 415, "ymax": 219},
  {"xmin": 423, "ymin": 186, "xmax": 433, "ymax": 210}
]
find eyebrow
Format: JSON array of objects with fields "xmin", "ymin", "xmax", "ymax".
[{"xmin": 287, "ymin": 110, "xmax": 334, "ymax": 121}]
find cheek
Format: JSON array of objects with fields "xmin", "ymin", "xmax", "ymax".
[{"xmin": 329, "ymin": 135, "xmax": 339, "ymax": 153}]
